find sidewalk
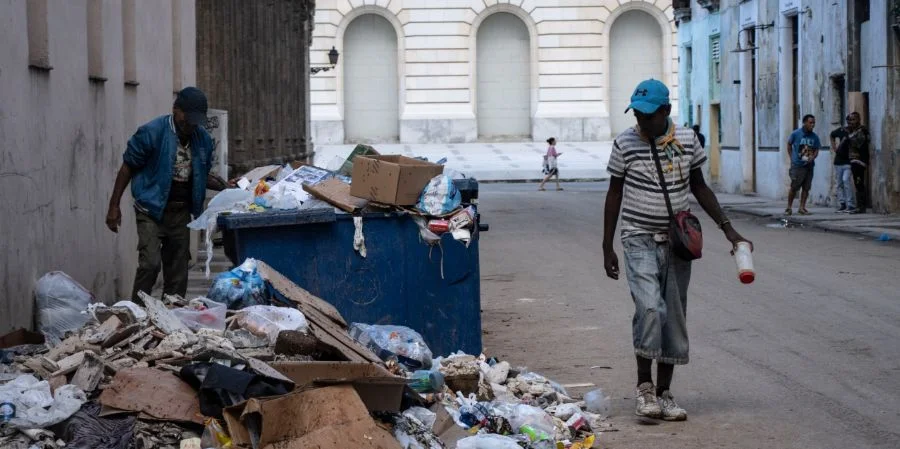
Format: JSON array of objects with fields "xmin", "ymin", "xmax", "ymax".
[
  {"xmin": 707, "ymin": 192, "xmax": 900, "ymax": 240},
  {"xmin": 312, "ymin": 141, "xmax": 612, "ymax": 182}
]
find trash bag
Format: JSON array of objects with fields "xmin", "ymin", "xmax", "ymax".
[
  {"xmin": 0, "ymin": 375, "xmax": 86, "ymax": 429},
  {"xmin": 179, "ymin": 363, "xmax": 292, "ymax": 419},
  {"xmin": 54, "ymin": 402, "xmax": 136, "ymax": 449},
  {"xmin": 187, "ymin": 188, "xmax": 254, "ymax": 277},
  {"xmin": 583, "ymin": 388, "xmax": 610, "ymax": 418},
  {"xmin": 349, "ymin": 323, "xmax": 433, "ymax": 371},
  {"xmin": 207, "ymin": 259, "xmax": 268, "ymax": 310},
  {"xmin": 456, "ymin": 434, "xmax": 522, "ymax": 449},
  {"xmin": 417, "ymin": 175, "xmax": 461, "ymax": 216},
  {"xmin": 233, "ymin": 305, "xmax": 309, "ymax": 344},
  {"xmin": 171, "ymin": 297, "xmax": 228, "ymax": 332},
  {"xmin": 34, "ymin": 272, "xmax": 94, "ymax": 346}
]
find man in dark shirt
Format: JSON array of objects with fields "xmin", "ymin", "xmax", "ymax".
[
  {"xmin": 846, "ymin": 112, "xmax": 871, "ymax": 213},
  {"xmin": 830, "ymin": 118, "xmax": 854, "ymax": 212},
  {"xmin": 692, "ymin": 125, "xmax": 706, "ymax": 149}
]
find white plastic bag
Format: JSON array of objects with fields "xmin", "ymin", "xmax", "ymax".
[
  {"xmin": 0, "ymin": 375, "xmax": 87, "ymax": 429},
  {"xmin": 583, "ymin": 388, "xmax": 610, "ymax": 418},
  {"xmin": 188, "ymin": 188, "xmax": 254, "ymax": 277},
  {"xmin": 234, "ymin": 305, "xmax": 309, "ymax": 344},
  {"xmin": 34, "ymin": 272, "xmax": 94, "ymax": 345},
  {"xmin": 456, "ymin": 434, "xmax": 522, "ymax": 449},
  {"xmin": 171, "ymin": 297, "xmax": 227, "ymax": 331},
  {"xmin": 403, "ymin": 406, "xmax": 437, "ymax": 430},
  {"xmin": 349, "ymin": 323, "xmax": 434, "ymax": 370}
]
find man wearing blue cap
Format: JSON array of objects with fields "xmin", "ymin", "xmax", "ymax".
[
  {"xmin": 106, "ymin": 87, "xmax": 228, "ymax": 301},
  {"xmin": 603, "ymin": 79, "xmax": 751, "ymax": 421}
]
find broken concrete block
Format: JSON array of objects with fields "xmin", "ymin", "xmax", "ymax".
[
  {"xmin": 139, "ymin": 292, "xmax": 191, "ymax": 335},
  {"xmin": 70, "ymin": 351, "xmax": 104, "ymax": 392},
  {"xmin": 101, "ymin": 323, "xmax": 142, "ymax": 348},
  {"xmin": 84, "ymin": 316, "xmax": 123, "ymax": 345},
  {"xmin": 50, "ymin": 350, "xmax": 88, "ymax": 377}
]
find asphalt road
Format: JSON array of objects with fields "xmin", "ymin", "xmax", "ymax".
[{"xmin": 477, "ymin": 182, "xmax": 900, "ymax": 449}]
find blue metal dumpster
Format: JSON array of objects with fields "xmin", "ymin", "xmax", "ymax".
[{"xmin": 218, "ymin": 208, "xmax": 482, "ymax": 356}]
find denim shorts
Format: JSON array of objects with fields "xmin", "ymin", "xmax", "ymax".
[{"xmin": 623, "ymin": 234, "xmax": 692, "ymax": 365}]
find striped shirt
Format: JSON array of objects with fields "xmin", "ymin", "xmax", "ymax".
[{"xmin": 607, "ymin": 126, "xmax": 707, "ymax": 238}]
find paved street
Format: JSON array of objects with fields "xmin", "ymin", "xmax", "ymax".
[
  {"xmin": 477, "ymin": 182, "xmax": 900, "ymax": 449},
  {"xmin": 313, "ymin": 141, "xmax": 613, "ymax": 181}
]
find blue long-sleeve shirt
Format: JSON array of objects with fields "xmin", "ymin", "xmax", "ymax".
[{"xmin": 123, "ymin": 115, "xmax": 214, "ymax": 221}]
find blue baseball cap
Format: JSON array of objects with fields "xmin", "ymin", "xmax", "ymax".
[
  {"xmin": 174, "ymin": 87, "xmax": 209, "ymax": 126},
  {"xmin": 625, "ymin": 79, "xmax": 670, "ymax": 114}
]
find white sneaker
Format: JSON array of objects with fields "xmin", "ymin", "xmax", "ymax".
[
  {"xmin": 635, "ymin": 382, "xmax": 662, "ymax": 418},
  {"xmin": 658, "ymin": 390, "xmax": 687, "ymax": 421}
]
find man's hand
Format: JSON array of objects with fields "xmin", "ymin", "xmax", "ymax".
[
  {"xmin": 724, "ymin": 226, "xmax": 752, "ymax": 252},
  {"xmin": 604, "ymin": 248, "xmax": 620, "ymax": 280},
  {"xmin": 106, "ymin": 205, "xmax": 122, "ymax": 233}
]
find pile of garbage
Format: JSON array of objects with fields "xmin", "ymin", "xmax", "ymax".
[
  {"xmin": 190, "ymin": 145, "xmax": 481, "ymax": 275},
  {"xmin": 1, "ymin": 265, "xmax": 610, "ymax": 449}
]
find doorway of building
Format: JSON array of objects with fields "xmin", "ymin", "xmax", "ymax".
[
  {"xmin": 476, "ymin": 12, "xmax": 531, "ymax": 140},
  {"xmin": 609, "ymin": 10, "xmax": 663, "ymax": 136},
  {"xmin": 343, "ymin": 14, "xmax": 399, "ymax": 143}
]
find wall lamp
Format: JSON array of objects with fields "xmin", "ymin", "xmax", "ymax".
[
  {"xmin": 311, "ymin": 47, "xmax": 340, "ymax": 75},
  {"xmin": 731, "ymin": 22, "xmax": 775, "ymax": 53}
]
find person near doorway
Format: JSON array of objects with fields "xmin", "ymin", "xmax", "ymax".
[
  {"xmin": 603, "ymin": 79, "xmax": 751, "ymax": 421},
  {"xmin": 692, "ymin": 125, "xmax": 706, "ymax": 149},
  {"xmin": 846, "ymin": 112, "xmax": 870, "ymax": 214},
  {"xmin": 830, "ymin": 116, "xmax": 854, "ymax": 213},
  {"xmin": 785, "ymin": 114, "xmax": 821, "ymax": 216},
  {"xmin": 106, "ymin": 87, "xmax": 228, "ymax": 302},
  {"xmin": 539, "ymin": 137, "xmax": 563, "ymax": 191}
]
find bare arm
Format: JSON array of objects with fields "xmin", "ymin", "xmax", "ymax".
[
  {"xmin": 206, "ymin": 173, "xmax": 228, "ymax": 191},
  {"xmin": 602, "ymin": 176, "xmax": 625, "ymax": 279},
  {"xmin": 689, "ymin": 168, "xmax": 751, "ymax": 249},
  {"xmin": 106, "ymin": 163, "xmax": 133, "ymax": 233}
]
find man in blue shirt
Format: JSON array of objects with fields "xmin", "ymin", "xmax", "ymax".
[
  {"xmin": 785, "ymin": 114, "xmax": 821, "ymax": 216},
  {"xmin": 106, "ymin": 87, "xmax": 228, "ymax": 301}
]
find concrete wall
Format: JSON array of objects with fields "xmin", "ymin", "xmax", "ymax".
[
  {"xmin": 677, "ymin": 0, "xmax": 900, "ymax": 211},
  {"xmin": 310, "ymin": 0, "xmax": 679, "ymax": 144},
  {"xmin": 0, "ymin": 0, "xmax": 195, "ymax": 333}
]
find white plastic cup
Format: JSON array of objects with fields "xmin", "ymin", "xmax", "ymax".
[{"xmin": 734, "ymin": 241, "xmax": 755, "ymax": 284}]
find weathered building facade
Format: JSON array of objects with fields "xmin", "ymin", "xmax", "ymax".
[
  {"xmin": 196, "ymin": 0, "xmax": 317, "ymax": 173},
  {"xmin": 309, "ymin": 0, "xmax": 681, "ymax": 144},
  {"xmin": 678, "ymin": 0, "xmax": 900, "ymax": 212},
  {"xmin": 0, "ymin": 0, "xmax": 197, "ymax": 333}
]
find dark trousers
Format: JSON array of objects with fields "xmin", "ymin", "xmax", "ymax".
[
  {"xmin": 852, "ymin": 164, "xmax": 867, "ymax": 212},
  {"xmin": 132, "ymin": 203, "xmax": 192, "ymax": 301}
]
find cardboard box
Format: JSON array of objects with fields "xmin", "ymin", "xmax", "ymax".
[
  {"xmin": 339, "ymin": 144, "xmax": 380, "ymax": 177},
  {"xmin": 269, "ymin": 361, "xmax": 406, "ymax": 412},
  {"xmin": 0, "ymin": 328, "xmax": 44, "ymax": 348},
  {"xmin": 350, "ymin": 155, "xmax": 444, "ymax": 206},
  {"xmin": 223, "ymin": 385, "xmax": 400, "ymax": 449}
]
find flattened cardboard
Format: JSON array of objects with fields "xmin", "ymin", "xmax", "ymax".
[
  {"xmin": 99, "ymin": 367, "xmax": 203, "ymax": 424},
  {"xmin": 350, "ymin": 155, "xmax": 444, "ymax": 206},
  {"xmin": 303, "ymin": 178, "xmax": 369, "ymax": 213},
  {"xmin": 269, "ymin": 361, "xmax": 406, "ymax": 412},
  {"xmin": 0, "ymin": 329, "xmax": 44, "ymax": 348},
  {"xmin": 223, "ymin": 385, "xmax": 400, "ymax": 449}
]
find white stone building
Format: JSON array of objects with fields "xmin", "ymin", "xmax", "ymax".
[
  {"xmin": 0, "ymin": 0, "xmax": 197, "ymax": 332},
  {"xmin": 676, "ymin": 0, "xmax": 900, "ymax": 212},
  {"xmin": 309, "ymin": 0, "xmax": 680, "ymax": 144}
]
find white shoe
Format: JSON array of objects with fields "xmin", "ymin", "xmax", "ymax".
[
  {"xmin": 635, "ymin": 382, "xmax": 662, "ymax": 418},
  {"xmin": 658, "ymin": 390, "xmax": 687, "ymax": 421}
]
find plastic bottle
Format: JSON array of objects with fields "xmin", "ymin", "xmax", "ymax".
[
  {"xmin": 733, "ymin": 241, "xmax": 755, "ymax": 284},
  {"xmin": 0, "ymin": 402, "xmax": 14, "ymax": 423},
  {"xmin": 408, "ymin": 369, "xmax": 445, "ymax": 393}
]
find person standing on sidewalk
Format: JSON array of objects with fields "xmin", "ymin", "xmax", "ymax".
[
  {"xmin": 105, "ymin": 87, "xmax": 228, "ymax": 302},
  {"xmin": 846, "ymin": 112, "xmax": 870, "ymax": 214},
  {"xmin": 785, "ymin": 115, "xmax": 821, "ymax": 216},
  {"xmin": 539, "ymin": 137, "xmax": 564, "ymax": 191},
  {"xmin": 603, "ymin": 79, "xmax": 751, "ymax": 421},
  {"xmin": 830, "ymin": 117, "xmax": 855, "ymax": 213}
]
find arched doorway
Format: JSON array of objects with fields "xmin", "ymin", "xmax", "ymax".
[
  {"xmin": 476, "ymin": 12, "xmax": 531, "ymax": 140},
  {"xmin": 343, "ymin": 14, "xmax": 399, "ymax": 143},
  {"xmin": 609, "ymin": 10, "xmax": 663, "ymax": 136}
]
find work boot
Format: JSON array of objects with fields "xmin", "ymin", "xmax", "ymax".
[
  {"xmin": 657, "ymin": 390, "xmax": 688, "ymax": 421},
  {"xmin": 836, "ymin": 203, "xmax": 846, "ymax": 213},
  {"xmin": 635, "ymin": 382, "xmax": 662, "ymax": 418}
]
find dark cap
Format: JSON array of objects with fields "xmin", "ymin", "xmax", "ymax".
[{"xmin": 174, "ymin": 87, "xmax": 208, "ymax": 126}]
